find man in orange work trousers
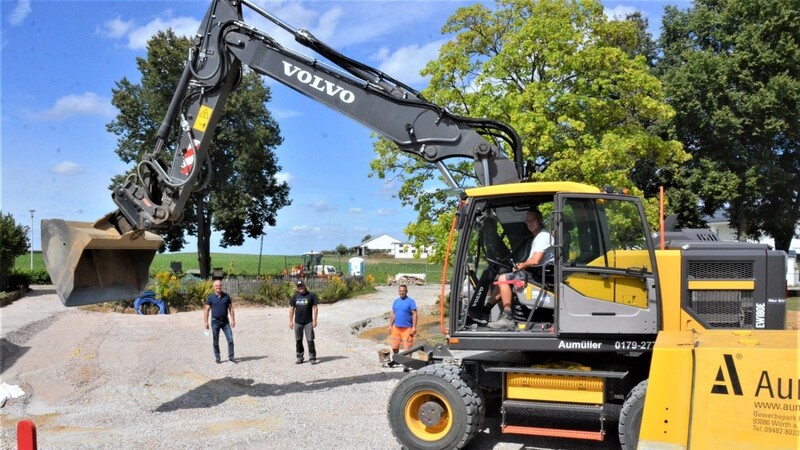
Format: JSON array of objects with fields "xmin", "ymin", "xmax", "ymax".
[{"xmin": 387, "ymin": 284, "xmax": 417, "ymax": 369}]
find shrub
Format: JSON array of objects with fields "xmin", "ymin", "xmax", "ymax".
[
  {"xmin": 0, "ymin": 212, "xmax": 29, "ymax": 291},
  {"xmin": 6, "ymin": 272, "xmax": 30, "ymax": 291},
  {"xmin": 151, "ymin": 271, "xmax": 183, "ymax": 309},
  {"xmin": 318, "ymin": 276, "xmax": 348, "ymax": 303},
  {"xmin": 240, "ymin": 281, "xmax": 294, "ymax": 306},
  {"xmin": 28, "ymin": 270, "xmax": 51, "ymax": 284},
  {"xmin": 181, "ymin": 279, "xmax": 214, "ymax": 310}
]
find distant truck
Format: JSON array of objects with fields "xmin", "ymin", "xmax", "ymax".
[{"xmin": 313, "ymin": 265, "xmax": 340, "ymax": 278}]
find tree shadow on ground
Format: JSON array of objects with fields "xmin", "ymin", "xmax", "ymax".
[{"xmin": 154, "ymin": 370, "xmax": 404, "ymax": 412}]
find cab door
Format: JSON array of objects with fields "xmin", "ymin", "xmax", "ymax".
[{"xmin": 555, "ymin": 194, "xmax": 660, "ymax": 335}]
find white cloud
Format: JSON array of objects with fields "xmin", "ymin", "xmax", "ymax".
[
  {"xmin": 275, "ymin": 172, "xmax": 293, "ymax": 185},
  {"xmin": 97, "ymin": 17, "xmax": 135, "ymax": 39},
  {"xmin": 289, "ymin": 224, "xmax": 328, "ymax": 239},
  {"xmin": 50, "ymin": 161, "xmax": 84, "ymax": 175},
  {"xmin": 376, "ymin": 208, "xmax": 395, "ymax": 216},
  {"xmin": 376, "ymin": 178, "xmax": 401, "ymax": 200},
  {"xmin": 269, "ymin": 107, "xmax": 302, "ymax": 120},
  {"xmin": 39, "ymin": 92, "xmax": 115, "ymax": 121},
  {"xmin": 97, "ymin": 10, "xmax": 200, "ymax": 50},
  {"xmin": 312, "ymin": 201, "xmax": 337, "ymax": 212},
  {"xmin": 126, "ymin": 16, "xmax": 200, "ymax": 49},
  {"xmin": 9, "ymin": 0, "xmax": 32, "ymax": 26},
  {"xmin": 605, "ymin": 5, "xmax": 639, "ymax": 20},
  {"xmin": 348, "ymin": 208, "xmax": 363, "ymax": 214},
  {"xmin": 374, "ymin": 40, "xmax": 446, "ymax": 85},
  {"xmin": 312, "ymin": 6, "xmax": 344, "ymax": 42}
]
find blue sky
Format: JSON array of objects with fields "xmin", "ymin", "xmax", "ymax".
[{"xmin": 1, "ymin": 0, "xmax": 688, "ymax": 257}]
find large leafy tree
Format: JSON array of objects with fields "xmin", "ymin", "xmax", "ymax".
[
  {"xmin": 370, "ymin": 0, "xmax": 688, "ymax": 261},
  {"xmin": 658, "ymin": 0, "xmax": 800, "ymax": 249},
  {"xmin": 108, "ymin": 30, "xmax": 290, "ymax": 276}
]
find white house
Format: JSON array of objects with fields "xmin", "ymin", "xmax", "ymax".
[
  {"xmin": 391, "ymin": 242, "xmax": 435, "ymax": 259},
  {"xmin": 704, "ymin": 211, "xmax": 800, "ymax": 252},
  {"xmin": 358, "ymin": 234, "xmax": 401, "ymax": 254},
  {"xmin": 704, "ymin": 211, "xmax": 799, "ymax": 287}
]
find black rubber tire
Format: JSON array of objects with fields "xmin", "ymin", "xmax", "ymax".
[
  {"xmin": 388, "ymin": 363, "xmax": 485, "ymax": 450},
  {"xmin": 619, "ymin": 379, "xmax": 648, "ymax": 450}
]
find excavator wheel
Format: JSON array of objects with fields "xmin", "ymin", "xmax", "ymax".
[
  {"xmin": 618, "ymin": 379, "xmax": 647, "ymax": 450},
  {"xmin": 387, "ymin": 363, "xmax": 484, "ymax": 450}
]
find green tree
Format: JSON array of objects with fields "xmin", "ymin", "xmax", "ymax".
[
  {"xmin": 658, "ymin": 0, "xmax": 800, "ymax": 249},
  {"xmin": 617, "ymin": 11, "xmax": 659, "ymax": 69},
  {"xmin": 335, "ymin": 244, "xmax": 349, "ymax": 256},
  {"xmin": 370, "ymin": 0, "xmax": 688, "ymax": 260},
  {"xmin": 0, "ymin": 212, "xmax": 29, "ymax": 290},
  {"xmin": 107, "ymin": 30, "xmax": 290, "ymax": 277}
]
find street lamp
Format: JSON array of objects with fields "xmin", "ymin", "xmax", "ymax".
[
  {"xmin": 257, "ymin": 233, "xmax": 265, "ymax": 277},
  {"xmin": 29, "ymin": 209, "xmax": 36, "ymax": 270}
]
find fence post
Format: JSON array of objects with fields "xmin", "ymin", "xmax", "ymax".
[{"xmin": 17, "ymin": 420, "xmax": 37, "ymax": 450}]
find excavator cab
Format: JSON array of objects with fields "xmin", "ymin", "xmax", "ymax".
[{"xmin": 42, "ymin": 214, "xmax": 162, "ymax": 306}]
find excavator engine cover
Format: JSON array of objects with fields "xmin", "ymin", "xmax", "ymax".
[{"xmin": 42, "ymin": 216, "xmax": 162, "ymax": 306}]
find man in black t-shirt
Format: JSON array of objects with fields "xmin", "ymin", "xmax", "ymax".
[
  {"xmin": 289, "ymin": 280, "xmax": 319, "ymax": 364},
  {"xmin": 204, "ymin": 280, "xmax": 236, "ymax": 363}
]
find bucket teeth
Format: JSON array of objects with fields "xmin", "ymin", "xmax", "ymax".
[{"xmin": 42, "ymin": 216, "xmax": 163, "ymax": 306}]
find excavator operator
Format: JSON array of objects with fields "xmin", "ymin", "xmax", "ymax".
[{"xmin": 487, "ymin": 208, "xmax": 553, "ymax": 330}]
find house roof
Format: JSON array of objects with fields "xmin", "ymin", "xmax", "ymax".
[
  {"xmin": 704, "ymin": 209, "xmax": 728, "ymax": 224},
  {"xmin": 358, "ymin": 234, "xmax": 401, "ymax": 246}
]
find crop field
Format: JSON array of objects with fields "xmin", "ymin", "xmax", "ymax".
[{"xmin": 16, "ymin": 251, "xmax": 452, "ymax": 284}]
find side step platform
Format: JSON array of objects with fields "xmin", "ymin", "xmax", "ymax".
[{"xmin": 486, "ymin": 365, "xmax": 628, "ymax": 441}]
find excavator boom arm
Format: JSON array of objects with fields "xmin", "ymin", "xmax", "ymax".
[
  {"xmin": 115, "ymin": 0, "xmax": 522, "ymax": 231},
  {"xmin": 42, "ymin": 0, "xmax": 524, "ymax": 306}
]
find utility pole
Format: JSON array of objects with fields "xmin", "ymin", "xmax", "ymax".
[
  {"xmin": 257, "ymin": 233, "xmax": 265, "ymax": 277},
  {"xmin": 29, "ymin": 209, "xmax": 36, "ymax": 270}
]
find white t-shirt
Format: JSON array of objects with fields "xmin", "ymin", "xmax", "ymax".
[{"xmin": 528, "ymin": 230, "xmax": 553, "ymax": 260}]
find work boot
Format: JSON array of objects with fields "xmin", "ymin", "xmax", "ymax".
[
  {"xmin": 467, "ymin": 309, "xmax": 489, "ymax": 326},
  {"xmin": 487, "ymin": 311, "xmax": 515, "ymax": 331}
]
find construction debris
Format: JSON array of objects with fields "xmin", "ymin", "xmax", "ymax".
[{"xmin": 390, "ymin": 273, "xmax": 427, "ymax": 286}]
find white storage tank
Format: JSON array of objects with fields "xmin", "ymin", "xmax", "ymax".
[{"xmin": 348, "ymin": 257, "xmax": 365, "ymax": 276}]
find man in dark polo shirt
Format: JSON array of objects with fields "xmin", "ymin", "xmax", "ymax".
[{"xmin": 204, "ymin": 279, "xmax": 236, "ymax": 363}]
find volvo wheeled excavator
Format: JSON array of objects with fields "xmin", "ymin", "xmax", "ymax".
[{"xmin": 41, "ymin": 1, "xmax": 798, "ymax": 449}]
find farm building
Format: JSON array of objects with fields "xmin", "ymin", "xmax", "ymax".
[
  {"xmin": 358, "ymin": 234, "xmax": 401, "ymax": 254},
  {"xmin": 391, "ymin": 242, "xmax": 435, "ymax": 259}
]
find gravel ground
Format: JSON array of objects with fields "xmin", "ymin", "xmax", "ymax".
[{"xmin": 0, "ymin": 285, "xmax": 618, "ymax": 450}]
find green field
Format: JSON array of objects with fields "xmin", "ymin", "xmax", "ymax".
[{"xmin": 16, "ymin": 251, "xmax": 451, "ymax": 284}]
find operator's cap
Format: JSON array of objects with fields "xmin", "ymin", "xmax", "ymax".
[{"xmin": 296, "ymin": 280, "xmax": 305, "ymax": 286}]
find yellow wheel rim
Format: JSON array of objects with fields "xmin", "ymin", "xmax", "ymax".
[{"xmin": 404, "ymin": 389, "xmax": 453, "ymax": 441}]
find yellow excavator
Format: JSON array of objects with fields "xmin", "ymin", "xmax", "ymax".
[{"xmin": 41, "ymin": 1, "xmax": 798, "ymax": 448}]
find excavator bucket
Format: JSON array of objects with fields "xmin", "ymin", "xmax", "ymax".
[{"xmin": 41, "ymin": 215, "xmax": 163, "ymax": 307}]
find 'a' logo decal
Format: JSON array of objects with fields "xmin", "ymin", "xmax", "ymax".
[{"xmin": 711, "ymin": 354, "xmax": 743, "ymax": 395}]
